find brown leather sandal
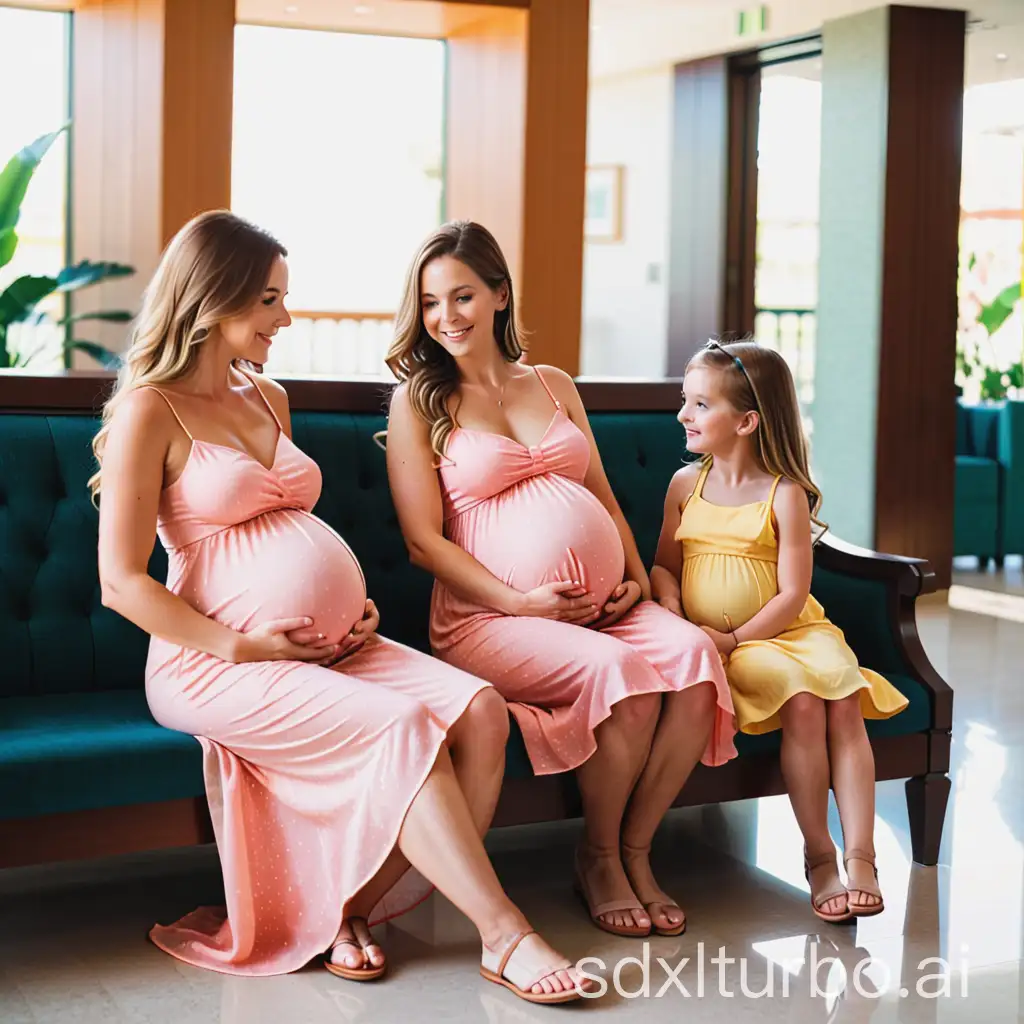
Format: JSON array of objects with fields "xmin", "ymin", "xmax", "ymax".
[
  {"xmin": 480, "ymin": 930, "xmax": 593, "ymax": 1005},
  {"xmin": 804, "ymin": 848, "xmax": 853, "ymax": 923},
  {"xmin": 844, "ymin": 848, "xmax": 884, "ymax": 917},
  {"xmin": 323, "ymin": 918, "xmax": 387, "ymax": 981}
]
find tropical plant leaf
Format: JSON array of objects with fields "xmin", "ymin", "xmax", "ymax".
[
  {"xmin": 55, "ymin": 260, "xmax": 134, "ymax": 292},
  {"xmin": 0, "ymin": 227, "xmax": 17, "ymax": 270},
  {"xmin": 0, "ymin": 128, "xmax": 66, "ymax": 235},
  {"xmin": 69, "ymin": 340, "xmax": 123, "ymax": 369},
  {"xmin": 1007, "ymin": 362, "xmax": 1024, "ymax": 391},
  {"xmin": 59, "ymin": 309, "xmax": 134, "ymax": 326},
  {"xmin": 0, "ymin": 274, "xmax": 57, "ymax": 326},
  {"xmin": 980, "ymin": 366, "xmax": 1008, "ymax": 401},
  {"xmin": 979, "ymin": 282, "xmax": 1022, "ymax": 337}
]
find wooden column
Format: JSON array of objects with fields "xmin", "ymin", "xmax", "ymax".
[
  {"xmin": 71, "ymin": 0, "xmax": 235, "ymax": 357},
  {"xmin": 445, "ymin": 0, "xmax": 589, "ymax": 373},
  {"xmin": 814, "ymin": 6, "xmax": 964, "ymax": 587},
  {"xmin": 519, "ymin": 0, "xmax": 590, "ymax": 373}
]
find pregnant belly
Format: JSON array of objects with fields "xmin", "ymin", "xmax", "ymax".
[
  {"xmin": 175, "ymin": 508, "xmax": 367, "ymax": 646},
  {"xmin": 681, "ymin": 554, "xmax": 776, "ymax": 631},
  {"xmin": 458, "ymin": 476, "xmax": 626, "ymax": 609}
]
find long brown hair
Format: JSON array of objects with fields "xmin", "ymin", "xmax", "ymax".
[
  {"xmin": 385, "ymin": 220, "xmax": 525, "ymax": 458},
  {"xmin": 88, "ymin": 210, "xmax": 286, "ymax": 500},
  {"xmin": 688, "ymin": 340, "xmax": 826, "ymax": 529}
]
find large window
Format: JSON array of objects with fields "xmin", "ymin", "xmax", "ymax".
[
  {"xmin": 232, "ymin": 25, "xmax": 446, "ymax": 376},
  {"xmin": 0, "ymin": 6, "xmax": 70, "ymax": 371}
]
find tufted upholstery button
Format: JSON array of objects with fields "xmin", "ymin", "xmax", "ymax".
[
  {"xmin": 357, "ymin": 475, "xmax": 372, "ymax": 490},
  {"xmin": 636, "ymin": 449, "xmax": 647, "ymax": 468}
]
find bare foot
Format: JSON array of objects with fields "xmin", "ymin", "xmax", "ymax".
[
  {"xmin": 621, "ymin": 842, "xmax": 685, "ymax": 934},
  {"xmin": 575, "ymin": 843, "xmax": 651, "ymax": 934},
  {"xmin": 329, "ymin": 917, "xmax": 386, "ymax": 973}
]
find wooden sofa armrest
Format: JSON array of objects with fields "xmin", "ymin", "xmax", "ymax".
[
  {"xmin": 815, "ymin": 533, "xmax": 953, "ymax": 734},
  {"xmin": 815, "ymin": 533, "xmax": 936, "ymax": 597}
]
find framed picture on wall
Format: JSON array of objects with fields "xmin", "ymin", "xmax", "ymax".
[{"xmin": 585, "ymin": 165, "xmax": 624, "ymax": 242}]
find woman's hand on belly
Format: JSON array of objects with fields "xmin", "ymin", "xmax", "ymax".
[
  {"xmin": 592, "ymin": 580, "xmax": 643, "ymax": 629},
  {"xmin": 515, "ymin": 581, "xmax": 602, "ymax": 624},
  {"xmin": 329, "ymin": 598, "xmax": 379, "ymax": 664},
  {"xmin": 234, "ymin": 617, "xmax": 342, "ymax": 665}
]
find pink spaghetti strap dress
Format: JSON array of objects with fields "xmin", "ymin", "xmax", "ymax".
[
  {"xmin": 430, "ymin": 368, "xmax": 737, "ymax": 774},
  {"xmin": 141, "ymin": 378, "xmax": 488, "ymax": 976}
]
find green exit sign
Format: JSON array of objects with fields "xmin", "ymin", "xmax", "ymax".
[{"xmin": 737, "ymin": 4, "xmax": 769, "ymax": 36}]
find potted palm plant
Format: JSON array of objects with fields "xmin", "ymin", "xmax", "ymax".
[{"xmin": 0, "ymin": 127, "xmax": 133, "ymax": 369}]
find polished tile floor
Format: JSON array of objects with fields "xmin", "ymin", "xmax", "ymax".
[{"xmin": 2, "ymin": 571, "xmax": 1022, "ymax": 1023}]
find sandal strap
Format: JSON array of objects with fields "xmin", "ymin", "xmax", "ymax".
[
  {"xmin": 497, "ymin": 931, "xmax": 572, "ymax": 993},
  {"xmin": 496, "ymin": 930, "xmax": 534, "ymax": 981},
  {"xmin": 804, "ymin": 849, "xmax": 847, "ymax": 908},
  {"xmin": 843, "ymin": 848, "xmax": 878, "ymax": 873},
  {"xmin": 804, "ymin": 849, "xmax": 838, "ymax": 872}
]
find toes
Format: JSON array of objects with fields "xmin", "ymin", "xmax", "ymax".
[
  {"xmin": 365, "ymin": 944, "xmax": 386, "ymax": 967},
  {"xmin": 632, "ymin": 909, "xmax": 652, "ymax": 931}
]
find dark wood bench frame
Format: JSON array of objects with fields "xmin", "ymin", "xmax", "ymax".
[{"xmin": 0, "ymin": 373, "xmax": 953, "ymax": 870}]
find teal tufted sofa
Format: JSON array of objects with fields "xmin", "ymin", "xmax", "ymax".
[{"xmin": 0, "ymin": 377, "xmax": 952, "ymax": 868}]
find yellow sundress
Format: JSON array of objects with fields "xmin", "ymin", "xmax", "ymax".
[{"xmin": 675, "ymin": 460, "xmax": 908, "ymax": 735}]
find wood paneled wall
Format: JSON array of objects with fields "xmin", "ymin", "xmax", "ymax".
[
  {"xmin": 71, "ymin": 0, "xmax": 234, "ymax": 360},
  {"xmin": 445, "ymin": 8, "xmax": 528, "ymax": 284},
  {"xmin": 67, "ymin": 0, "xmax": 591, "ymax": 374},
  {"xmin": 445, "ymin": 0, "xmax": 590, "ymax": 373},
  {"xmin": 518, "ymin": 0, "xmax": 590, "ymax": 373}
]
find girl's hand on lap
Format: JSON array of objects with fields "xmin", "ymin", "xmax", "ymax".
[
  {"xmin": 656, "ymin": 595, "xmax": 684, "ymax": 618},
  {"xmin": 700, "ymin": 625, "xmax": 737, "ymax": 659}
]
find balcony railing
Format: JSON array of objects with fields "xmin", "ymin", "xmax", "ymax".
[
  {"xmin": 263, "ymin": 311, "xmax": 396, "ymax": 378},
  {"xmin": 754, "ymin": 306, "xmax": 816, "ymax": 414}
]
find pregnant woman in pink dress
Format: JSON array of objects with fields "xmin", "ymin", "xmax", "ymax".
[
  {"xmin": 385, "ymin": 221, "xmax": 737, "ymax": 939},
  {"xmin": 92, "ymin": 211, "xmax": 591, "ymax": 1004}
]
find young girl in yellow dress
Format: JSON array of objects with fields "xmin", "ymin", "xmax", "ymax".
[{"xmin": 651, "ymin": 340, "xmax": 908, "ymax": 923}]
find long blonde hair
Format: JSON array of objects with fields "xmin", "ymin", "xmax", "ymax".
[
  {"xmin": 688, "ymin": 340, "xmax": 826, "ymax": 529},
  {"xmin": 385, "ymin": 220, "xmax": 525, "ymax": 458},
  {"xmin": 88, "ymin": 210, "xmax": 286, "ymax": 501}
]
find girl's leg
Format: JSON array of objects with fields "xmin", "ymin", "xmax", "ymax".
[
  {"xmin": 826, "ymin": 692, "xmax": 881, "ymax": 910},
  {"xmin": 779, "ymin": 692, "xmax": 847, "ymax": 917}
]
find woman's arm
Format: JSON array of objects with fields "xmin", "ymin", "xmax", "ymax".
[
  {"xmin": 385, "ymin": 384, "xmax": 597, "ymax": 621},
  {"xmin": 98, "ymin": 389, "xmax": 329, "ymax": 664},
  {"xmin": 728, "ymin": 479, "xmax": 812, "ymax": 645},
  {"xmin": 650, "ymin": 464, "xmax": 700, "ymax": 613},
  {"xmin": 541, "ymin": 366, "xmax": 652, "ymax": 600}
]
